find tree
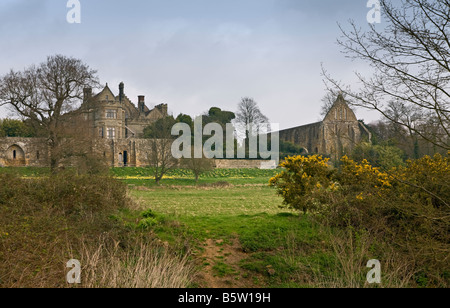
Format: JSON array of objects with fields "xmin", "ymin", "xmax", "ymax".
[
  {"xmin": 201, "ymin": 107, "xmax": 237, "ymax": 158},
  {"xmin": 351, "ymin": 142, "xmax": 405, "ymax": 170},
  {"xmin": 204, "ymin": 107, "xmax": 235, "ymax": 127},
  {"xmin": 0, "ymin": 119, "xmax": 35, "ymax": 137},
  {"xmin": 235, "ymin": 97, "xmax": 270, "ymax": 141},
  {"xmin": 180, "ymin": 152, "xmax": 214, "ymax": 183},
  {"xmin": 323, "ymin": 0, "xmax": 450, "ymax": 152},
  {"xmin": 143, "ymin": 116, "xmax": 177, "ymax": 139},
  {"xmin": 320, "ymin": 89, "xmax": 341, "ymax": 118},
  {"xmin": 144, "ymin": 116, "xmax": 178, "ymax": 185},
  {"xmin": 176, "ymin": 113, "xmax": 194, "ymax": 128},
  {"xmin": 0, "ymin": 55, "xmax": 100, "ymax": 171},
  {"xmin": 0, "ymin": 120, "xmax": 4, "ymax": 137},
  {"xmin": 279, "ymin": 140, "xmax": 309, "ymax": 160},
  {"xmin": 235, "ymin": 98, "xmax": 271, "ymax": 159}
]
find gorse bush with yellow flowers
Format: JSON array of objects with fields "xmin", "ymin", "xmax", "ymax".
[
  {"xmin": 270, "ymin": 153, "xmax": 450, "ymax": 287},
  {"xmin": 269, "ymin": 155, "xmax": 337, "ymax": 214}
]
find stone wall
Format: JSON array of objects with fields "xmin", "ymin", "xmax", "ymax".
[
  {"xmin": 0, "ymin": 137, "xmax": 49, "ymax": 167},
  {"xmin": 278, "ymin": 121, "xmax": 323, "ymax": 154},
  {"xmin": 213, "ymin": 159, "xmax": 277, "ymax": 169},
  {"xmin": 277, "ymin": 95, "xmax": 372, "ymax": 159}
]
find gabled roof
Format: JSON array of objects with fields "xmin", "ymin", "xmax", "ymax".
[
  {"xmin": 92, "ymin": 83, "xmax": 115, "ymax": 101},
  {"xmin": 323, "ymin": 93, "xmax": 357, "ymax": 122}
]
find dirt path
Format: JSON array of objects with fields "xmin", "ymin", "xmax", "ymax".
[{"xmin": 194, "ymin": 236, "xmax": 262, "ymax": 288}]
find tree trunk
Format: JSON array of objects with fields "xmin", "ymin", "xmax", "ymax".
[{"xmin": 49, "ymin": 131, "xmax": 60, "ymax": 174}]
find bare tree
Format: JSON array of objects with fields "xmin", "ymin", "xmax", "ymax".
[
  {"xmin": 148, "ymin": 139, "xmax": 178, "ymax": 185},
  {"xmin": 323, "ymin": 0, "xmax": 450, "ymax": 151},
  {"xmin": 320, "ymin": 89, "xmax": 352, "ymax": 118},
  {"xmin": 181, "ymin": 151, "xmax": 214, "ymax": 183},
  {"xmin": 145, "ymin": 117, "xmax": 178, "ymax": 185},
  {"xmin": 0, "ymin": 55, "xmax": 100, "ymax": 171},
  {"xmin": 320, "ymin": 91, "xmax": 337, "ymax": 118},
  {"xmin": 235, "ymin": 97, "xmax": 270, "ymax": 156},
  {"xmin": 57, "ymin": 114, "xmax": 110, "ymax": 175}
]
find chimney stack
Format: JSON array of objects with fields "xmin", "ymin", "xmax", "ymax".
[
  {"xmin": 83, "ymin": 88, "xmax": 92, "ymax": 103},
  {"xmin": 119, "ymin": 82, "xmax": 124, "ymax": 102},
  {"xmin": 138, "ymin": 96, "xmax": 145, "ymax": 112}
]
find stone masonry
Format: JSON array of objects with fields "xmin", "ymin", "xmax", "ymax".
[
  {"xmin": 278, "ymin": 94, "xmax": 371, "ymax": 160},
  {"xmin": 0, "ymin": 88, "xmax": 370, "ymax": 168}
]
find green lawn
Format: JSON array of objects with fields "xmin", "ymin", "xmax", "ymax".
[
  {"xmin": 2, "ymin": 165, "xmax": 438, "ymax": 288},
  {"xmin": 112, "ymin": 167, "xmax": 280, "ymax": 187},
  {"xmin": 126, "ymin": 179, "xmax": 333, "ymax": 288},
  {"xmin": 0, "ymin": 167, "xmax": 51, "ymax": 177},
  {"xmin": 1, "ymin": 166, "xmax": 335, "ymax": 287}
]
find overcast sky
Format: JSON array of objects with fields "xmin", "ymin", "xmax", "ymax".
[{"xmin": 0, "ymin": 0, "xmax": 381, "ymax": 130}]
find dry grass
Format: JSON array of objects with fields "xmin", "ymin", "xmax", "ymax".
[
  {"xmin": 76, "ymin": 236, "xmax": 196, "ymax": 288},
  {"xmin": 0, "ymin": 173, "xmax": 196, "ymax": 288},
  {"xmin": 310, "ymin": 229, "xmax": 416, "ymax": 288}
]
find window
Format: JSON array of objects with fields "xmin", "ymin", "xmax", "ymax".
[
  {"xmin": 106, "ymin": 109, "xmax": 117, "ymax": 119},
  {"xmin": 107, "ymin": 128, "xmax": 116, "ymax": 140},
  {"xmin": 99, "ymin": 127, "xmax": 104, "ymax": 138}
]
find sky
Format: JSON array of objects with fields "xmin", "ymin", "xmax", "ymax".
[{"xmin": 0, "ymin": 0, "xmax": 381, "ymax": 130}]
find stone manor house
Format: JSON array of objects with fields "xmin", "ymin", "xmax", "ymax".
[
  {"xmin": 0, "ymin": 82, "xmax": 169, "ymax": 168},
  {"xmin": 0, "ymin": 83, "xmax": 370, "ymax": 168}
]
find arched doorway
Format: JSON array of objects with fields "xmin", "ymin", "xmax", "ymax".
[
  {"xmin": 123, "ymin": 151, "xmax": 128, "ymax": 167},
  {"xmin": 6, "ymin": 145, "xmax": 26, "ymax": 166},
  {"xmin": 118, "ymin": 151, "xmax": 128, "ymax": 167}
]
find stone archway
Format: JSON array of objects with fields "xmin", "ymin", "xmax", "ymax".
[
  {"xmin": 6, "ymin": 145, "xmax": 26, "ymax": 166},
  {"xmin": 300, "ymin": 147, "xmax": 309, "ymax": 155}
]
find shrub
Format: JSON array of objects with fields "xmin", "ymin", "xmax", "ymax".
[
  {"xmin": 141, "ymin": 209, "xmax": 157, "ymax": 219},
  {"xmin": 351, "ymin": 142, "xmax": 405, "ymax": 170},
  {"xmin": 269, "ymin": 153, "xmax": 450, "ymax": 287},
  {"xmin": 269, "ymin": 155, "xmax": 336, "ymax": 214},
  {"xmin": 0, "ymin": 173, "xmax": 135, "ymax": 287},
  {"xmin": 138, "ymin": 217, "xmax": 159, "ymax": 230},
  {"xmin": 0, "ymin": 172, "xmax": 197, "ymax": 288}
]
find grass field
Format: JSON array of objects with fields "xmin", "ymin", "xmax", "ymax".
[
  {"xmin": 128, "ymin": 185, "xmax": 332, "ymax": 287},
  {"xmin": 103, "ymin": 167, "xmax": 337, "ymax": 288},
  {"xmin": 111, "ymin": 167, "xmax": 280, "ymax": 187},
  {"xmin": 0, "ymin": 167, "xmax": 384, "ymax": 288}
]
